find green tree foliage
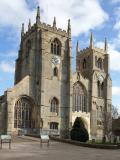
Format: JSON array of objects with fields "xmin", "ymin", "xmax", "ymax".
[{"xmin": 71, "ymin": 117, "xmax": 89, "ymax": 142}]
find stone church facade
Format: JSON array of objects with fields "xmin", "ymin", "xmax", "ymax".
[{"xmin": 0, "ymin": 7, "xmax": 112, "ymax": 140}]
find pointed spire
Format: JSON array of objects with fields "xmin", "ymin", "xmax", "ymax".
[
  {"xmin": 67, "ymin": 19, "xmax": 71, "ymax": 36},
  {"xmin": 90, "ymin": 32, "xmax": 94, "ymax": 49},
  {"xmin": 104, "ymin": 37, "xmax": 108, "ymax": 52},
  {"xmin": 53, "ymin": 16, "xmax": 56, "ymax": 28},
  {"xmin": 76, "ymin": 40, "xmax": 80, "ymax": 53},
  {"xmin": 21, "ymin": 23, "xmax": 24, "ymax": 38},
  {"xmin": 36, "ymin": 6, "xmax": 40, "ymax": 24},
  {"xmin": 28, "ymin": 19, "xmax": 31, "ymax": 30}
]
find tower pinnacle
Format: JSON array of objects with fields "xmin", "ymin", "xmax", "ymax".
[
  {"xmin": 21, "ymin": 23, "xmax": 24, "ymax": 38},
  {"xmin": 90, "ymin": 32, "xmax": 94, "ymax": 49},
  {"xmin": 76, "ymin": 40, "xmax": 80, "ymax": 53},
  {"xmin": 67, "ymin": 19, "xmax": 71, "ymax": 36},
  {"xmin": 28, "ymin": 19, "xmax": 31, "ymax": 30},
  {"xmin": 53, "ymin": 16, "xmax": 56, "ymax": 28},
  {"xmin": 36, "ymin": 6, "xmax": 40, "ymax": 24},
  {"xmin": 104, "ymin": 37, "xmax": 108, "ymax": 53}
]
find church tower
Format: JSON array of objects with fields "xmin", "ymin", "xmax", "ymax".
[
  {"xmin": 76, "ymin": 33, "xmax": 112, "ymax": 139},
  {"xmin": 14, "ymin": 7, "xmax": 72, "ymax": 137},
  {"xmin": 0, "ymin": 7, "xmax": 112, "ymax": 140}
]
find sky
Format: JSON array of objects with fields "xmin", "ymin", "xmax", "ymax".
[{"xmin": 0, "ymin": 0, "xmax": 120, "ymax": 109}]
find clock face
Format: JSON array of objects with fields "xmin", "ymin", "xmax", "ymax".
[
  {"xmin": 98, "ymin": 75, "xmax": 104, "ymax": 83},
  {"xmin": 51, "ymin": 56, "xmax": 60, "ymax": 65}
]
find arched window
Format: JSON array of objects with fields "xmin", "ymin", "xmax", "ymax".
[
  {"xmin": 51, "ymin": 43, "xmax": 53, "ymax": 53},
  {"xmin": 50, "ymin": 97, "xmax": 58, "ymax": 113},
  {"xmin": 73, "ymin": 82, "xmax": 87, "ymax": 112},
  {"xmin": 97, "ymin": 81, "xmax": 104, "ymax": 97},
  {"xmin": 83, "ymin": 59, "xmax": 86, "ymax": 69},
  {"xmin": 97, "ymin": 81, "xmax": 100, "ymax": 97},
  {"xmin": 51, "ymin": 38, "xmax": 61, "ymax": 55},
  {"xmin": 26, "ymin": 40, "xmax": 31, "ymax": 57},
  {"xmin": 101, "ymin": 82, "xmax": 104, "ymax": 97},
  {"xmin": 53, "ymin": 67, "xmax": 58, "ymax": 76},
  {"xmin": 50, "ymin": 122, "xmax": 58, "ymax": 130},
  {"xmin": 97, "ymin": 58, "xmax": 103, "ymax": 69},
  {"xmin": 14, "ymin": 97, "xmax": 32, "ymax": 128},
  {"xmin": 95, "ymin": 56, "xmax": 97, "ymax": 66}
]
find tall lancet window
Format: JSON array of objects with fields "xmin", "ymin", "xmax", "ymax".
[
  {"xmin": 50, "ymin": 97, "xmax": 58, "ymax": 114},
  {"xmin": 53, "ymin": 67, "xmax": 58, "ymax": 77},
  {"xmin": 97, "ymin": 81, "xmax": 104, "ymax": 98},
  {"xmin": 97, "ymin": 58, "xmax": 103, "ymax": 69}
]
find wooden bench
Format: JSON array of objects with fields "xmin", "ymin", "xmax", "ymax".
[
  {"xmin": 40, "ymin": 135, "xmax": 49, "ymax": 147},
  {"xmin": 0, "ymin": 135, "xmax": 11, "ymax": 149}
]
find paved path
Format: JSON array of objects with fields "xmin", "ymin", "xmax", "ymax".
[{"xmin": 0, "ymin": 136, "xmax": 120, "ymax": 160}]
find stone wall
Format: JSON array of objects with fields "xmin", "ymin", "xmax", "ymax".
[
  {"xmin": 5, "ymin": 76, "xmax": 32, "ymax": 134},
  {"xmin": 0, "ymin": 95, "xmax": 7, "ymax": 133}
]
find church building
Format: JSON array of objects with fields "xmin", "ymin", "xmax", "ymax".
[{"xmin": 0, "ymin": 7, "xmax": 112, "ymax": 140}]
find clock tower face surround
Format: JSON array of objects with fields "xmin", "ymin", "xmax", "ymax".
[
  {"xmin": 97, "ymin": 74, "xmax": 104, "ymax": 83},
  {"xmin": 51, "ymin": 55, "xmax": 61, "ymax": 65}
]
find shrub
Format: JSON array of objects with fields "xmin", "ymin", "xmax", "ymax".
[{"xmin": 71, "ymin": 117, "xmax": 89, "ymax": 142}]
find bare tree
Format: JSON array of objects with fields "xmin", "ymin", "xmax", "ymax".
[
  {"xmin": 96, "ymin": 105, "xmax": 112, "ymax": 142},
  {"xmin": 102, "ymin": 110, "xmax": 112, "ymax": 142},
  {"xmin": 112, "ymin": 105, "xmax": 119, "ymax": 119},
  {"xmin": 101, "ymin": 105, "xmax": 120, "ymax": 142}
]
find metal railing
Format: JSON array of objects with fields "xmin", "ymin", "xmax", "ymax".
[{"xmin": 18, "ymin": 128, "xmax": 60, "ymax": 136}]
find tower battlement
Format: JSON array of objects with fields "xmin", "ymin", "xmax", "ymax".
[
  {"xmin": 21, "ymin": 6, "xmax": 70, "ymax": 41},
  {"xmin": 22, "ymin": 22, "xmax": 68, "ymax": 40},
  {"xmin": 76, "ymin": 32, "xmax": 108, "ymax": 56},
  {"xmin": 79, "ymin": 47, "xmax": 107, "ymax": 55}
]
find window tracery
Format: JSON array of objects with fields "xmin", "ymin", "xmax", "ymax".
[
  {"xmin": 50, "ymin": 122, "xmax": 58, "ymax": 130},
  {"xmin": 97, "ymin": 58, "xmax": 103, "ymax": 69},
  {"xmin": 14, "ymin": 97, "xmax": 32, "ymax": 128},
  {"xmin": 51, "ymin": 38, "xmax": 61, "ymax": 55},
  {"xmin": 97, "ymin": 81, "xmax": 104, "ymax": 98},
  {"xmin": 73, "ymin": 82, "xmax": 87, "ymax": 112},
  {"xmin": 50, "ymin": 97, "xmax": 58, "ymax": 114}
]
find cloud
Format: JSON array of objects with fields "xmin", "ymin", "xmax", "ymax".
[
  {"xmin": 104, "ymin": 5, "xmax": 120, "ymax": 71},
  {"xmin": 95, "ymin": 41, "xmax": 105, "ymax": 49},
  {"xmin": 112, "ymin": 86, "xmax": 120, "ymax": 96},
  {"xmin": 111, "ymin": 0, "xmax": 120, "ymax": 4},
  {"xmin": 0, "ymin": 51, "xmax": 17, "ymax": 58},
  {"xmin": 96, "ymin": 40, "xmax": 120, "ymax": 71},
  {"xmin": 109, "ymin": 48, "xmax": 120, "ymax": 71},
  {"xmin": 0, "ymin": 61, "xmax": 15, "ymax": 73},
  {"xmin": 113, "ymin": 6, "xmax": 120, "ymax": 34},
  {"xmin": 0, "ymin": 0, "xmax": 108, "ymax": 36},
  {"xmin": 0, "ymin": 0, "xmax": 36, "ymax": 29},
  {"xmin": 113, "ymin": 7, "xmax": 120, "ymax": 30},
  {"xmin": 37, "ymin": 0, "xmax": 108, "ymax": 36}
]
